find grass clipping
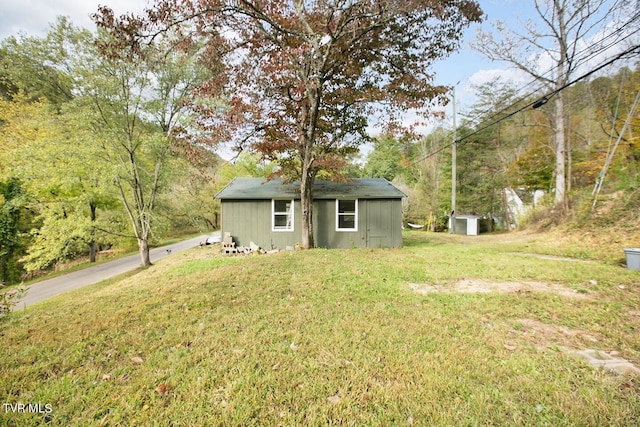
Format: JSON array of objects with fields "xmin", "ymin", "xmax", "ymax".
[{"xmin": 1, "ymin": 232, "xmax": 639, "ymax": 425}]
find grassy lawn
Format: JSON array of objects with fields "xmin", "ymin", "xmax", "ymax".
[
  {"xmin": 1, "ymin": 231, "xmax": 639, "ymax": 425},
  {"xmin": 14, "ymin": 232, "xmax": 208, "ymax": 289}
]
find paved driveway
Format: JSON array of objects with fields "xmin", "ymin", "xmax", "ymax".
[{"xmin": 15, "ymin": 233, "xmax": 219, "ymax": 309}]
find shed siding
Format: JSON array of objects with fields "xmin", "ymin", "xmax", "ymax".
[
  {"xmin": 315, "ymin": 199, "xmax": 402, "ymax": 249},
  {"xmin": 221, "ymin": 198, "xmax": 403, "ymax": 250},
  {"xmin": 314, "ymin": 200, "xmax": 364, "ymax": 248},
  {"xmin": 221, "ymin": 200, "xmax": 302, "ymax": 249},
  {"xmin": 363, "ymin": 199, "xmax": 403, "ymax": 248}
]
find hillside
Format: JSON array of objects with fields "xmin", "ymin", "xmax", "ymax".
[
  {"xmin": 1, "ymin": 232, "xmax": 639, "ymax": 425},
  {"xmin": 521, "ymin": 188, "xmax": 640, "ymax": 264}
]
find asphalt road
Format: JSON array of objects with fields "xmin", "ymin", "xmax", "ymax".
[{"xmin": 15, "ymin": 233, "xmax": 219, "ymax": 309}]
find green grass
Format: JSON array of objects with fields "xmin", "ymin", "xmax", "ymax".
[
  {"xmin": 1, "ymin": 231, "xmax": 639, "ymax": 425},
  {"xmin": 13, "ymin": 232, "xmax": 207, "ymax": 289}
]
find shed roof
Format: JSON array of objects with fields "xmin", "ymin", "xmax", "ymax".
[{"xmin": 215, "ymin": 178, "xmax": 406, "ymax": 200}]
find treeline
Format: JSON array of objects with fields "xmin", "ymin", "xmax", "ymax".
[
  {"xmin": 357, "ymin": 67, "xmax": 640, "ymax": 230},
  {"xmin": 0, "ymin": 18, "xmax": 228, "ymax": 283},
  {"xmin": 1, "ymin": 14, "xmax": 638, "ymax": 283}
]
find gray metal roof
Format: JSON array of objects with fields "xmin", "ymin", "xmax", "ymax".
[{"xmin": 215, "ymin": 178, "xmax": 406, "ymax": 200}]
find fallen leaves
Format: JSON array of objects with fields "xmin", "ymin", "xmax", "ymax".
[{"xmin": 155, "ymin": 382, "xmax": 170, "ymax": 396}]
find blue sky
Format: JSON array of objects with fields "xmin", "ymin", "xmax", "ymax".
[
  {"xmin": 0, "ymin": 0, "xmax": 523, "ymax": 94},
  {"xmin": 1, "ymin": 0, "xmax": 632, "ymax": 153}
]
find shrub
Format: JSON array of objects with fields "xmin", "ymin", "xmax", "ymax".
[{"xmin": 0, "ymin": 283, "xmax": 27, "ymax": 318}]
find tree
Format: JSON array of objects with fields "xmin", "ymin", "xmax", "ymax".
[
  {"xmin": 1, "ymin": 23, "xmax": 121, "ymax": 269},
  {"xmin": 71, "ymin": 27, "xmax": 213, "ymax": 267},
  {"xmin": 96, "ymin": 0, "xmax": 483, "ymax": 248},
  {"xmin": 1, "ymin": 17, "xmax": 217, "ymax": 272},
  {"xmin": 363, "ymin": 134, "xmax": 403, "ymax": 181},
  {"xmin": 473, "ymin": 0, "xmax": 623, "ymax": 211},
  {"xmin": 402, "ymin": 127, "xmax": 449, "ymax": 229},
  {"xmin": 0, "ymin": 179, "xmax": 32, "ymax": 284},
  {"xmin": 0, "ymin": 17, "xmax": 77, "ymax": 108}
]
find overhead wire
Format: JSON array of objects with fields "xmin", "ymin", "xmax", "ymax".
[
  {"xmin": 456, "ymin": 6, "xmax": 640, "ymax": 133},
  {"xmin": 460, "ymin": 43, "xmax": 640, "ymax": 140},
  {"xmin": 409, "ymin": 18, "xmax": 640, "ymax": 165}
]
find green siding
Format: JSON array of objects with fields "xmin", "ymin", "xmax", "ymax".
[
  {"xmin": 314, "ymin": 200, "xmax": 362, "ymax": 248},
  {"xmin": 314, "ymin": 199, "xmax": 402, "ymax": 249},
  {"xmin": 221, "ymin": 200, "xmax": 301, "ymax": 250},
  {"xmin": 221, "ymin": 198, "xmax": 403, "ymax": 250},
  {"xmin": 364, "ymin": 199, "xmax": 403, "ymax": 248}
]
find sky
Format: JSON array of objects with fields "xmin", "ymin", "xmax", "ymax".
[
  {"xmin": 0, "ymin": 0, "xmax": 633, "ymax": 155},
  {"xmin": 0, "ymin": 0, "xmax": 525, "ymax": 103}
]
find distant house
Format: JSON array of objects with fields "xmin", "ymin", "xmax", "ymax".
[{"xmin": 214, "ymin": 178, "xmax": 406, "ymax": 250}]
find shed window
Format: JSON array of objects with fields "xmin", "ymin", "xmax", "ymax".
[
  {"xmin": 336, "ymin": 199, "xmax": 358, "ymax": 231},
  {"xmin": 272, "ymin": 199, "xmax": 294, "ymax": 231}
]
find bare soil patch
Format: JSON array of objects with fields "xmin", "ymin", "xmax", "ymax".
[
  {"xmin": 508, "ymin": 318, "xmax": 601, "ymax": 351},
  {"xmin": 408, "ymin": 279, "xmax": 591, "ymax": 300},
  {"xmin": 409, "ymin": 275, "xmax": 639, "ymax": 375},
  {"xmin": 508, "ymin": 252, "xmax": 594, "ymax": 263}
]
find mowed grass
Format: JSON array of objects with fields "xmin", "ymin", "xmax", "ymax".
[{"xmin": 1, "ymin": 232, "xmax": 639, "ymax": 426}]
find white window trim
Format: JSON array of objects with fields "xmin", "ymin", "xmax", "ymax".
[
  {"xmin": 272, "ymin": 199, "xmax": 294, "ymax": 232},
  {"xmin": 336, "ymin": 199, "xmax": 358, "ymax": 232}
]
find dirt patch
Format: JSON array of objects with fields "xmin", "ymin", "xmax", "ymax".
[
  {"xmin": 511, "ymin": 320, "xmax": 640, "ymax": 375},
  {"xmin": 508, "ymin": 252, "xmax": 594, "ymax": 263},
  {"xmin": 509, "ymin": 318, "xmax": 600, "ymax": 350},
  {"xmin": 408, "ymin": 279, "xmax": 591, "ymax": 300}
]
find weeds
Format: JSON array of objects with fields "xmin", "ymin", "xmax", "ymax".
[{"xmin": 0, "ymin": 282, "xmax": 26, "ymax": 318}]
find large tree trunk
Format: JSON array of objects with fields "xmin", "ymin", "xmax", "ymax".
[
  {"xmin": 300, "ymin": 167, "xmax": 315, "ymax": 249},
  {"xmin": 552, "ymin": 0, "xmax": 568, "ymax": 211},
  {"xmin": 138, "ymin": 236, "xmax": 151, "ymax": 267},
  {"xmin": 298, "ymin": 84, "xmax": 320, "ymax": 250},
  {"xmin": 554, "ymin": 93, "xmax": 566, "ymax": 210}
]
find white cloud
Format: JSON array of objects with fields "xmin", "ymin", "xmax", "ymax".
[
  {"xmin": 0, "ymin": 0, "xmax": 148, "ymax": 40},
  {"xmin": 467, "ymin": 68, "xmax": 530, "ymax": 90}
]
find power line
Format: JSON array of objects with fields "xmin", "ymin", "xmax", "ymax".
[
  {"xmin": 458, "ymin": 9, "xmax": 640, "ymax": 139},
  {"xmin": 411, "ymin": 42, "xmax": 640, "ymax": 165},
  {"xmin": 420, "ymin": 5, "xmax": 640, "ymax": 155}
]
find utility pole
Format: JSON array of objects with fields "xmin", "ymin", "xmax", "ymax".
[{"xmin": 450, "ymin": 87, "xmax": 457, "ymax": 234}]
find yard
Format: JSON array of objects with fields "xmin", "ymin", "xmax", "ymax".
[{"xmin": 1, "ymin": 231, "xmax": 639, "ymax": 425}]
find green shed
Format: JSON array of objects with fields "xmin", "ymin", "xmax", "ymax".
[{"xmin": 214, "ymin": 178, "xmax": 405, "ymax": 250}]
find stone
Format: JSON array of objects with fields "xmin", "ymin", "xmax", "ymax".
[{"xmin": 570, "ymin": 349, "xmax": 640, "ymax": 376}]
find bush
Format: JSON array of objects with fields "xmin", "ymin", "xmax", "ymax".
[{"xmin": 0, "ymin": 283, "xmax": 27, "ymax": 318}]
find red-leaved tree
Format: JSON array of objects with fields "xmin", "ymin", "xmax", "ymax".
[{"xmin": 96, "ymin": 0, "xmax": 483, "ymax": 248}]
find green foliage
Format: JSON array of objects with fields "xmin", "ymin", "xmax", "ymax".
[
  {"xmin": 0, "ymin": 179, "xmax": 33, "ymax": 284},
  {"xmin": 0, "ymin": 17, "xmax": 80, "ymax": 107},
  {"xmin": 0, "ymin": 283, "xmax": 26, "ymax": 318},
  {"xmin": 455, "ymin": 125, "xmax": 507, "ymax": 216},
  {"xmin": 363, "ymin": 134, "xmax": 403, "ymax": 181},
  {"xmin": 395, "ymin": 65, "xmax": 640, "ymax": 231},
  {"xmin": 509, "ymin": 139, "xmax": 554, "ymax": 191},
  {"xmin": 216, "ymin": 152, "xmax": 278, "ymax": 181},
  {"xmin": 0, "ymin": 18, "xmax": 220, "ymax": 275},
  {"xmin": 20, "ymin": 204, "xmax": 95, "ymax": 272},
  {"xmin": 159, "ymin": 153, "xmax": 222, "ymax": 232}
]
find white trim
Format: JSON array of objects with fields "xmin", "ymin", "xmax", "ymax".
[
  {"xmin": 272, "ymin": 199, "xmax": 294, "ymax": 232},
  {"xmin": 336, "ymin": 199, "xmax": 358, "ymax": 232}
]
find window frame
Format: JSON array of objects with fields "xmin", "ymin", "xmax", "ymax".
[
  {"xmin": 336, "ymin": 199, "xmax": 358, "ymax": 232},
  {"xmin": 271, "ymin": 199, "xmax": 294, "ymax": 232}
]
